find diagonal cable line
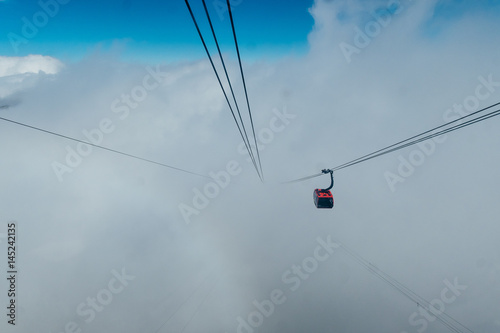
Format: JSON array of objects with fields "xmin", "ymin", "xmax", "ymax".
[
  {"xmin": 284, "ymin": 101, "xmax": 500, "ymax": 183},
  {"xmin": 341, "ymin": 247, "xmax": 463, "ymax": 332},
  {"xmin": 370, "ymin": 262, "xmax": 474, "ymax": 333},
  {"xmin": 184, "ymin": 0, "xmax": 262, "ymax": 181},
  {"xmin": 334, "ymin": 238, "xmax": 473, "ymax": 333},
  {"xmin": 281, "ymin": 172, "xmax": 324, "ymax": 184},
  {"xmin": 332, "ymin": 101, "xmax": 500, "ymax": 172},
  {"xmin": 226, "ymin": 0, "xmax": 264, "ymax": 181},
  {"xmin": 152, "ymin": 273, "xmax": 213, "ymax": 333},
  {"xmin": 201, "ymin": 0, "xmax": 257, "ymax": 170},
  {"xmin": 179, "ymin": 278, "xmax": 219, "ymax": 333},
  {"xmin": 333, "ymin": 107, "xmax": 500, "ymax": 172},
  {"xmin": 341, "ymin": 247, "xmax": 471, "ymax": 333},
  {"xmin": 0, "ymin": 116, "xmax": 209, "ymax": 178}
]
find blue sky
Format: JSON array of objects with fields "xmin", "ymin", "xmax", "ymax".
[
  {"xmin": 0, "ymin": 0, "xmax": 315, "ymax": 62},
  {"xmin": 1, "ymin": 0, "xmax": 500, "ymax": 62}
]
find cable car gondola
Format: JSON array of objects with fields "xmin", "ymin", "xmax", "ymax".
[{"xmin": 313, "ymin": 169, "xmax": 334, "ymax": 209}]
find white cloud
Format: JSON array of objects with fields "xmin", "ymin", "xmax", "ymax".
[
  {"xmin": 0, "ymin": 54, "xmax": 63, "ymax": 99},
  {"xmin": 0, "ymin": 54, "xmax": 63, "ymax": 77}
]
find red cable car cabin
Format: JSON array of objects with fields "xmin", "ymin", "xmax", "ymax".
[
  {"xmin": 314, "ymin": 189, "xmax": 334, "ymax": 208},
  {"xmin": 313, "ymin": 169, "xmax": 334, "ymax": 209}
]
